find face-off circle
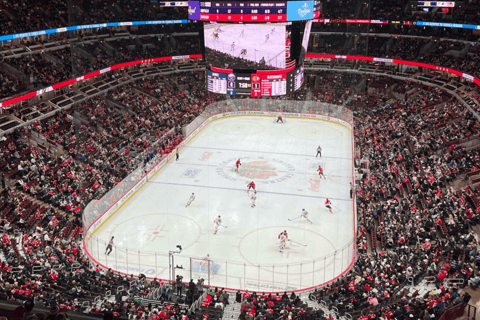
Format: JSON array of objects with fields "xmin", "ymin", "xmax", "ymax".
[{"xmin": 238, "ymin": 226, "xmax": 336, "ymax": 266}]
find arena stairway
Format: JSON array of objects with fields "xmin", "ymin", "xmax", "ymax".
[
  {"xmin": 305, "ymin": 293, "xmax": 353, "ymax": 320},
  {"xmin": 221, "ymin": 294, "xmax": 241, "ymax": 319}
]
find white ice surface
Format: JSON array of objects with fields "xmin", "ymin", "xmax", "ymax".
[{"xmin": 88, "ymin": 116, "xmax": 355, "ymax": 292}]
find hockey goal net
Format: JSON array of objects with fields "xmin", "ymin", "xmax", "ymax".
[{"xmin": 191, "ymin": 258, "xmax": 220, "ymax": 280}]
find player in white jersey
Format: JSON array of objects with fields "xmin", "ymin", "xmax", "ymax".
[
  {"xmin": 265, "ymin": 34, "xmax": 270, "ymax": 43},
  {"xmin": 185, "ymin": 193, "xmax": 195, "ymax": 207},
  {"xmin": 250, "ymin": 191, "xmax": 257, "ymax": 208},
  {"xmin": 270, "ymin": 27, "xmax": 275, "ymax": 34},
  {"xmin": 279, "ymin": 234, "xmax": 287, "ymax": 252},
  {"xmin": 213, "ymin": 215, "xmax": 222, "ymax": 234},
  {"xmin": 240, "ymin": 29, "xmax": 245, "ymax": 37},
  {"xmin": 301, "ymin": 209, "xmax": 312, "ymax": 224},
  {"xmin": 231, "ymin": 41, "xmax": 235, "ymax": 51}
]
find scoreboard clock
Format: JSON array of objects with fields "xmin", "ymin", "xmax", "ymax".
[
  {"xmin": 207, "ymin": 66, "xmax": 304, "ymax": 96},
  {"xmin": 189, "ymin": 1, "xmax": 316, "ymax": 22}
]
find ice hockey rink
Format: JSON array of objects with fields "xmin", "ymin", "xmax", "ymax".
[{"xmin": 87, "ymin": 115, "xmax": 355, "ymax": 292}]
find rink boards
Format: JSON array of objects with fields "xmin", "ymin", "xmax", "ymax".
[{"xmin": 83, "ymin": 111, "xmax": 356, "ymax": 292}]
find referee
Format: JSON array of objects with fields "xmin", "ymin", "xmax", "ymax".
[{"xmin": 105, "ymin": 236, "xmax": 114, "ymax": 255}]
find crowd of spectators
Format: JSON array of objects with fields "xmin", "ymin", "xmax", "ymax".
[
  {"xmin": 0, "ymin": 72, "xmax": 226, "ymax": 318},
  {"xmin": 319, "ymin": 0, "xmax": 480, "ymax": 26},
  {"xmin": 0, "ymin": 0, "xmax": 188, "ymax": 36},
  {"xmin": 237, "ymin": 291, "xmax": 321, "ymax": 319},
  {"xmin": 305, "ymin": 77, "xmax": 480, "ymax": 319},
  {"xmin": 0, "ymin": 34, "xmax": 201, "ymax": 100},
  {"xmin": 309, "ymin": 33, "xmax": 480, "ymax": 80}
]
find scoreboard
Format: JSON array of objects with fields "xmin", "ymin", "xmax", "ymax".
[
  {"xmin": 189, "ymin": 1, "xmax": 316, "ymax": 22},
  {"xmin": 199, "ymin": 1, "xmax": 313, "ymax": 97},
  {"xmin": 207, "ymin": 65, "xmax": 304, "ymax": 96},
  {"xmin": 207, "ymin": 71, "xmax": 227, "ymax": 94},
  {"xmin": 260, "ymin": 74, "xmax": 287, "ymax": 96}
]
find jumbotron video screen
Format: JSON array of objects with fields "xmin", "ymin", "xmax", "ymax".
[
  {"xmin": 204, "ymin": 22, "xmax": 290, "ymax": 70},
  {"xmin": 195, "ymin": 1, "xmax": 317, "ymax": 96}
]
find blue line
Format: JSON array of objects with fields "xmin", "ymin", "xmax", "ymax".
[
  {"xmin": 186, "ymin": 146, "xmax": 351, "ymax": 160},
  {"xmin": 148, "ymin": 180, "xmax": 352, "ymax": 202}
]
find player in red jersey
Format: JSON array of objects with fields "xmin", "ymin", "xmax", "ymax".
[
  {"xmin": 235, "ymin": 159, "xmax": 241, "ymax": 172},
  {"xmin": 276, "ymin": 114, "xmax": 283, "ymax": 123},
  {"xmin": 317, "ymin": 165, "xmax": 326, "ymax": 179},
  {"xmin": 325, "ymin": 198, "xmax": 333, "ymax": 213},
  {"xmin": 278, "ymin": 230, "xmax": 288, "ymax": 240},
  {"xmin": 247, "ymin": 181, "xmax": 256, "ymax": 194}
]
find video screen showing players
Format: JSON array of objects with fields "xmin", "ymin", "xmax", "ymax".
[{"xmin": 204, "ymin": 22, "xmax": 288, "ymax": 70}]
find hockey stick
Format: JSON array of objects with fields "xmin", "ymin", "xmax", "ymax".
[
  {"xmin": 220, "ymin": 224, "xmax": 228, "ymax": 228},
  {"xmin": 290, "ymin": 240, "xmax": 307, "ymax": 247},
  {"xmin": 288, "ymin": 216, "xmax": 302, "ymax": 221}
]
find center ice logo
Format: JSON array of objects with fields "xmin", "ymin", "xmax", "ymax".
[
  {"xmin": 298, "ymin": 2, "xmax": 311, "ymax": 18},
  {"xmin": 239, "ymin": 161, "xmax": 277, "ymax": 179},
  {"xmin": 217, "ymin": 157, "xmax": 294, "ymax": 183}
]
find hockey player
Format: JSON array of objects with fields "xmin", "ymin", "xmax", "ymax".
[
  {"xmin": 105, "ymin": 236, "xmax": 114, "ymax": 255},
  {"xmin": 235, "ymin": 159, "xmax": 241, "ymax": 172},
  {"xmin": 250, "ymin": 190, "xmax": 257, "ymax": 208},
  {"xmin": 278, "ymin": 230, "xmax": 288, "ymax": 240},
  {"xmin": 301, "ymin": 209, "xmax": 312, "ymax": 224},
  {"xmin": 247, "ymin": 181, "xmax": 256, "ymax": 194},
  {"xmin": 265, "ymin": 34, "xmax": 270, "ymax": 43},
  {"xmin": 185, "ymin": 193, "xmax": 195, "ymax": 207},
  {"xmin": 316, "ymin": 145, "xmax": 322, "ymax": 157},
  {"xmin": 240, "ymin": 29, "xmax": 245, "ymax": 37},
  {"xmin": 213, "ymin": 215, "xmax": 222, "ymax": 234},
  {"xmin": 317, "ymin": 165, "xmax": 326, "ymax": 180},
  {"xmin": 325, "ymin": 198, "xmax": 333, "ymax": 213},
  {"xmin": 276, "ymin": 114, "xmax": 283, "ymax": 123},
  {"xmin": 279, "ymin": 233, "xmax": 287, "ymax": 252},
  {"xmin": 231, "ymin": 41, "xmax": 235, "ymax": 51}
]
